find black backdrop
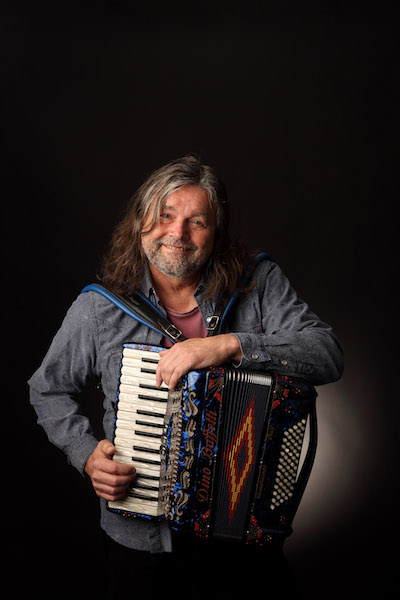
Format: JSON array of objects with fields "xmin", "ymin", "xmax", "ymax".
[{"xmin": 2, "ymin": 1, "xmax": 398, "ymax": 598}]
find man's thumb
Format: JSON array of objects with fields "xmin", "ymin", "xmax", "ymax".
[{"xmin": 100, "ymin": 439, "xmax": 115, "ymax": 458}]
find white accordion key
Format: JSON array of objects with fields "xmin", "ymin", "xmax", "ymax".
[
  {"xmin": 119, "ymin": 382, "xmax": 169, "ymax": 401},
  {"xmin": 120, "ymin": 373, "xmax": 168, "ymax": 389},
  {"xmin": 122, "ymin": 347, "xmax": 161, "ymax": 362},
  {"xmin": 115, "ymin": 404, "xmax": 165, "ymax": 422},
  {"xmin": 114, "ymin": 434, "xmax": 161, "ymax": 453},
  {"xmin": 109, "ymin": 497, "xmax": 163, "ymax": 517},
  {"xmin": 115, "ymin": 424, "xmax": 163, "ymax": 440},
  {"xmin": 113, "ymin": 446, "xmax": 161, "ymax": 471}
]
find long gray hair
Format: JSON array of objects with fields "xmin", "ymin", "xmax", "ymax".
[{"xmin": 101, "ymin": 155, "xmax": 251, "ymax": 303}]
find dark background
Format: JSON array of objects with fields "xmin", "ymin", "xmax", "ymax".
[{"xmin": 2, "ymin": 1, "xmax": 398, "ymax": 598}]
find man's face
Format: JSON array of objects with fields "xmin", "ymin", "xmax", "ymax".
[{"xmin": 141, "ymin": 185, "xmax": 217, "ymax": 281}]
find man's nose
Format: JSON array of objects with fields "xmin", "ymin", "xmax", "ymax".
[{"xmin": 169, "ymin": 219, "xmax": 189, "ymax": 239}]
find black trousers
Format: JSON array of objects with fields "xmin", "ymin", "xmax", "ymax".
[{"xmin": 103, "ymin": 532, "xmax": 298, "ymax": 600}]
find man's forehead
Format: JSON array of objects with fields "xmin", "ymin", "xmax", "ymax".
[
  {"xmin": 161, "ymin": 202, "xmax": 209, "ymax": 216},
  {"xmin": 155, "ymin": 186, "xmax": 214, "ymax": 214}
]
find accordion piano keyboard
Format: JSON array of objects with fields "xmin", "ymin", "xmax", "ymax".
[{"xmin": 108, "ymin": 347, "xmax": 168, "ymax": 517}]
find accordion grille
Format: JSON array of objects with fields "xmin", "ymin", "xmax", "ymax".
[{"xmin": 211, "ymin": 370, "xmax": 272, "ymax": 539}]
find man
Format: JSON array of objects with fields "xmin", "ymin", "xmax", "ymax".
[{"xmin": 28, "ymin": 155, "xmax": 343, "ymax": 599}]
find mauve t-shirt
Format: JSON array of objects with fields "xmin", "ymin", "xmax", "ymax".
[{"xmin": 163, "ymin": 305, "xmax": 207, "ymax": 347}]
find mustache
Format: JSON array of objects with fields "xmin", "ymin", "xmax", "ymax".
[{"xmin": 156, "ymin": 237, "xmax": 197, "ymax": 251}]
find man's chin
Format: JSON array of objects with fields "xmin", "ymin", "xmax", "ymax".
[
  {"xmin": 149, "ymin": 254, "xmax": 196, "ymax": 279},
  {"xmin": 159, "ymin": 263, "xmax": 197, "ymax": 279}
]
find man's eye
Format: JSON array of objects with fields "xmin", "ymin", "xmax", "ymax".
[{"xmin": 192, "ymin": 219, "xmax": 205, "ymax": 227}]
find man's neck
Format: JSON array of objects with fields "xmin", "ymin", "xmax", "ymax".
[{"xmin": 149, "ymin": 263, "xmax": 200, "ymax": 312}]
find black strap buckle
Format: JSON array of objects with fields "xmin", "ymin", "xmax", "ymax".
[
  {"xmin": 206, "ymin": 315, "xmax": 220, "ymax": 332},
  {"xmin": 164, "ymin": 323, "xmax": 184, "ymax": 341}
]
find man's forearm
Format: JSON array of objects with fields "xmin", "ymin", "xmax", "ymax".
[{"xmin": 155, "ymin": 334, "xmax": 243, "ymax": 390}]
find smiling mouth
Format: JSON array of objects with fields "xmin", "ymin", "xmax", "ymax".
[{"xmin": 162, "ymin": 243, "xmax": 194, "ymax": 252}]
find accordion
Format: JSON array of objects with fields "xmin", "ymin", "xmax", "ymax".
[{"xmin": 107, "ymin": 343, "xmax": 318, "ymax": 545}]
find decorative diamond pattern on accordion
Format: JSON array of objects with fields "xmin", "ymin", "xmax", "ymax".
[{"xmin": 107, "ymin": 344, "xmax": 317, "ymax": 545}]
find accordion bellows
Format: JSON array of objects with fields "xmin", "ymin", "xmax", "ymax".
[{"xmin": 107, "ymin": 344, "xmax": 317, "ymax": 545}]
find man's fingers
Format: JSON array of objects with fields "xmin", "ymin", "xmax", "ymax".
[
  {"xmin": 92, "ymin": 465, "xmax": 135, "ymax": 485},
  {"xmin": 92, "ymin": 485, "xmax": 129, "ymax": 502},
  {"xmin": 156, "ymin": 361, "xmax": 182, "ymax": 390},
  {"xmin": 95, "ymin": 456, "xmax": 136, "ymax": 476},
  {"xmin": 93, "ymin": 440, "xmax": 135, "ymax": 475},
  {"xmin": 156, "ymin": 347, "xmax": 190, "ymax": 389},
  {"xmin": 89, "ymin": 457, "xmax": 136, "ymax": 501},
  {"xmin": 85, "ymin": 439, "xmax": 136, "ymax": 501},
  {"xmin": 165, "ymin": 365, "xmax": 184, "ymax": 391},
  {"xmin": 91, "ymin": 478, "xmax": 133, "ymax": 502}
]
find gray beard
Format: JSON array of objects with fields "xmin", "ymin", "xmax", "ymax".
[{"xmin": 142, "ymin": 237, "xmax": 209, "ymax": 280}]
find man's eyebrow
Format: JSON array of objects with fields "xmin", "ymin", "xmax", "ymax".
[{"xmin": 161, "ymin": 205, "xmax": 208, "ymax": 218}]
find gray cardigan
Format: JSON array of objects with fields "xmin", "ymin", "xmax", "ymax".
[{"xmin": 28, "ymin": 258, "xmax": 343, "ymax": 552}]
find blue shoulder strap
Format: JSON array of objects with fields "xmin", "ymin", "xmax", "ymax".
[{"xmin": 81, "ymin": 283, "xmax": 187, "ymax": 344}]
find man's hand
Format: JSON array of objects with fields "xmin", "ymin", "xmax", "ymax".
[
  {"xmin": 84, "ymin": 440, "xmax": 136, "ymax": 501},
  {"xmin": 156, "ymin": 334, "xmax": 242, "ymax": 390}
]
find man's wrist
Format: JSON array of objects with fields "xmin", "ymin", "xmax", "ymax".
[{"xmin": 226, "ymin": 333, "xmax": 243, "ymax": 362}]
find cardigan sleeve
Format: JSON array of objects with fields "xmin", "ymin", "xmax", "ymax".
[
  {"xmin": 28, "ymin": 293, "xmax": 101, "ymax": 474},
  {"xmin": 231, "ymin": 261, "xmax": 344, "ymax": 386}
]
